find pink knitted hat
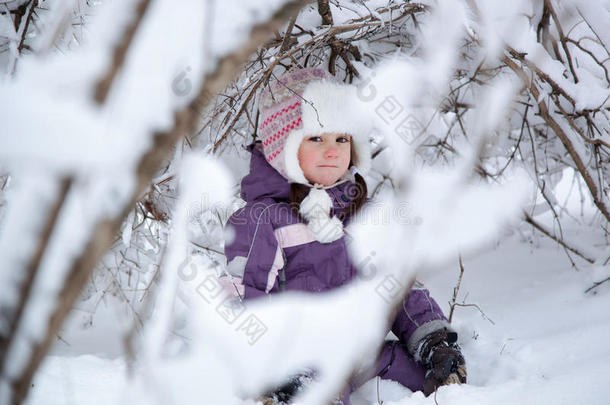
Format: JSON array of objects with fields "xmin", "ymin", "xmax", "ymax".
[{"xmin": 257, "ymin": 67, "xmax": 372, "ymax": 185}]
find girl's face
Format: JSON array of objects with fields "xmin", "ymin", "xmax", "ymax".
[{"xmin": 297, "ymin": 132, "xmax": 351, "ymax": 186}]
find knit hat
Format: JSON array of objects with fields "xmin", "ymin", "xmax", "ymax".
[
  {"xmin": 257, "ymin": 67, "xmax": 372, "ymax": 243},
  {"xmin": 258, "ymin": 67, "xmax": 372, "ymax": 184}
]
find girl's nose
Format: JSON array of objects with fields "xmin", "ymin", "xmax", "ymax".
[{"xmin": 324, "ymin": 145, "xmax": 339, "ymax": 158}]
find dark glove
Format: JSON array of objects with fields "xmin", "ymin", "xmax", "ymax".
[
  {"xmin": 417, "ymin": 328, "xmax": 467, "ymax": 396},
  {"xmin": 259, "ymin": 370, "xmax": 315, "ymax": 404}
]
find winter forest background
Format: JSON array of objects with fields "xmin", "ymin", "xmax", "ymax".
[{"xmin": 0, "ymin": 0, "xmax": 609, "ymax": 404}]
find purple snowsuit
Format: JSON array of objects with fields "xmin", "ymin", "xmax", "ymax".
[{"xmin": 224, "ymin": 143, "xmax": 450, "ymax": 402}]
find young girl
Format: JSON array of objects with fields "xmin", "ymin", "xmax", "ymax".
[{"xmin": 223, "ymin": 67, "xmax": 466, "ymax": 404}]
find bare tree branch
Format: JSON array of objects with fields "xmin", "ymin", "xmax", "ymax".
[
  {"xmin": 209, "ymin": 4, "xmax": 426, "ymax": 151},
  {"xmin": 504, "ymin": 53, "xmax": 610, "ymax": 223},
  {"xmin": 318, "ymin": 0, "xmax": 333, "ymax": 26},
  {"xmin": 0, "ymin": 177, "xmax": 72, "ymax": 378},
  {"xmin": 544, "ymin": 0, "xmax": 579, "ymax": 83},
  {"xmin": 94, "ymin": 0, "xmax": 152, "ymax": 104},
  {"xmin": 7, "ymin": 0, "xmax": 38, "ymax": 75},
  {"xmin": 15, "ymin": 0, "xmax": 37, "ymax": 54},
  {"xmin": 279, "ymin": 14, "xmax": 298, "ymax": 54},
  {"xmin": 506, "ymin": 47, "xmax": 576, "ymax": 106}
]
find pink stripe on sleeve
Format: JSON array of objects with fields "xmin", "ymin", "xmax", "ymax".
[
  {"xmin": 274, "ymin": 223, "xmax": 316, "ymax": 248},
  {"xmin": 265, "ymin": 245, "xmax": 285, "ymax": 293},
  {"xmin": 219, "ymin": 276, "xmax": 245, "ymax": 298}
]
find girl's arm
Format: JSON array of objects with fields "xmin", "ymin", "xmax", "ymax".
[
  {"xmin": 391, "ymin": 283, "xmax": 467, "ymax": 394},
  {"xmin": 390, "ymin": 282, "xmax": 454, "ymax": 355},
  {"xmin": 223, "ymin": 203, "xmax": 284, "ymax": 300}
]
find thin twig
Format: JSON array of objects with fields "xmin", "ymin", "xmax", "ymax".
[
  {"xmin": 452, "ymin": 303, "xmax": 495, "ymax": 325},
  {"xmin": 212, "ymin": 71, "xmax": 271, "ymax": 152},
  {"xmin": 448, "ymin": 255, "xmax": 465, "ymax": 323},
  {"xmin": 190, "ymin": 241, "xmax": 224, "ymax": 255},
  {"xmin": 524, "ymin": 213, "xmax": 596, "ymax": 263},
  {"xmin": 585, "ymin": 276, "xmax": 610, "ymax": 294},
  {"xmin": 565, "ymin": 37, "xmax": 610, "ymax": 84}
]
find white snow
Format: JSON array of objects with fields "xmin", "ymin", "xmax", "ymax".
[{"xmin": 25, "ymin": 224, "xmax": 610, "ymax": 405}]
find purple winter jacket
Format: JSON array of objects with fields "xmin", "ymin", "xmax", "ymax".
[{"xmin": 223, "ymin": 143, "xmax": 449, "ymax": 356}]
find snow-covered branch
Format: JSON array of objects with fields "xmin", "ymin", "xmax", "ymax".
[{"xmin": 0, "ymin": 1, "xmax": 307, "ymax": 403}]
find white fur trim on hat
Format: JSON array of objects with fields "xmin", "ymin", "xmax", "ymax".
[
  {"xmin": 284, "ymin": 80, "xmax": 373, "ymax": 185},
  {"xmin": 299, "ymin": 187, "xmax": 344, "ymax": 243}
]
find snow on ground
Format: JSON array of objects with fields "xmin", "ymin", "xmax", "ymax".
[
  {"xmin": 26, "ymin": 226, "xmax": 610, "ymax": 405},
  {"xmin": 402, "ymin": 237, "xmax": 609, "ymax": 405},
  {"xmin": 351, "ymin": 226, "xmax": 610, "ymax": 405}
]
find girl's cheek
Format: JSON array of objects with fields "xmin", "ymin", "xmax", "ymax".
[
  {"xmin": 303, "ymin": 149, "xmax": 316, "ymax": 164},
  {"xmin": 298, "ymin": 144, "xmax": 313, "ymax": 162}
]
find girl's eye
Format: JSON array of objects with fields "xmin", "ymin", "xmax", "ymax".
[
  {"xmin": 308, "ymin": 136, "xmax": 322, "ymax": 142},
  {"xmin": 337, "ymin": 136, "xmax": 350, "ymax": 143}
]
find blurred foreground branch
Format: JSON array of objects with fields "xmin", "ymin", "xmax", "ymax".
[{"xmin": 3, "ymin": 2, "xmax": 308, "ymax": 404}]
